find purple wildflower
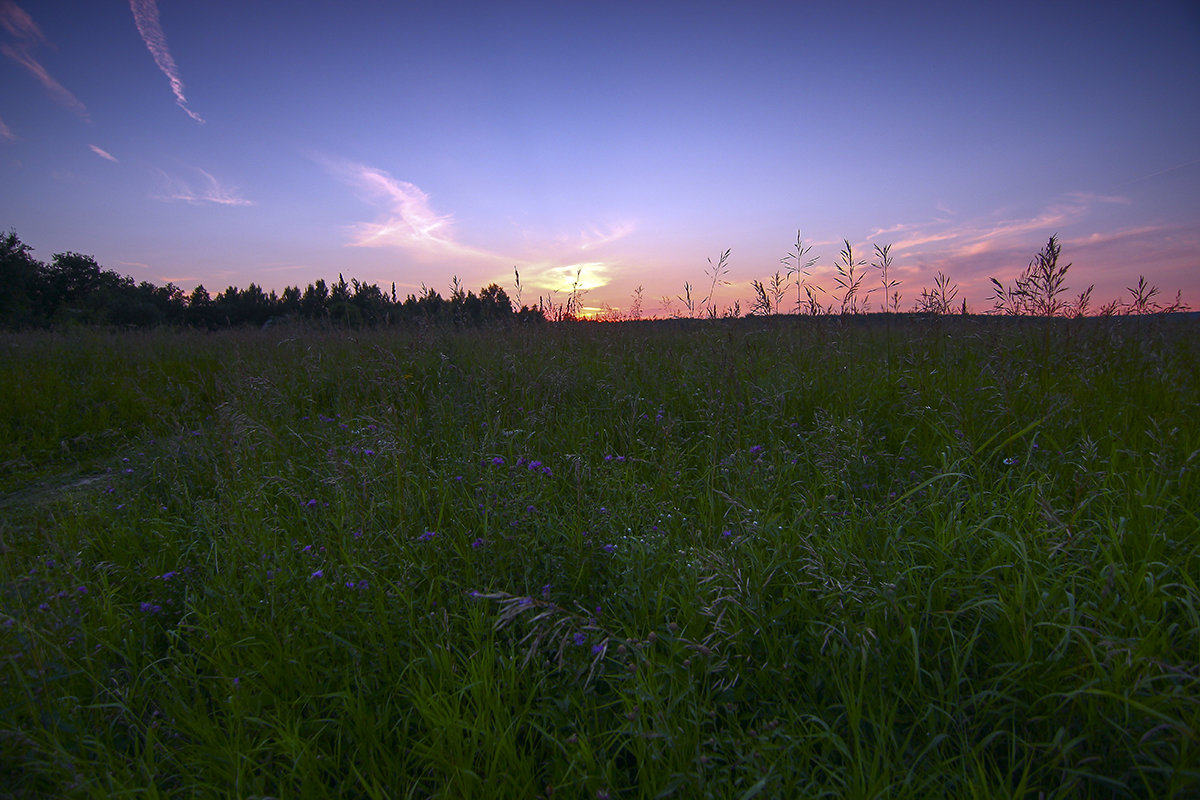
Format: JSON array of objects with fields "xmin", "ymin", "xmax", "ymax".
[
  {"xmin": 310, "ymin": 569, "xmax": 324, "ymax": 579},
  {"xmin": 417, "ymin": 531, "xmax": 436, "ymax": 542},
  {"xmin": 573, "ymin": 632, "xmax": 587, "ymax": 646},
  {"xmin": 471, "ymin": 537, "xmax": 485, "ymax": 549}
]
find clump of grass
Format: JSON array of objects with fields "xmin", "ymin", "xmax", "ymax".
[{"xmin": 2, "ymin": 317, "xmax": 1198, "ymax": 797}]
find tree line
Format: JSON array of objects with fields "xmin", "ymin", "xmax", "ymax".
[{"xmin": 0, "ymin": 230, "xmax": 543, "ymax": 330}]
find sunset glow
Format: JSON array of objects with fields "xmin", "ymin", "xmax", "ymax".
[{"xmin": 2, "ymin": 0, "xmax": 1197, "ymax": 315}]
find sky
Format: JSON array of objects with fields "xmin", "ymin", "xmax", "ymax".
[{"xmin": 2, "ymin": 0, "xmax": 1198, "ymax": 317}]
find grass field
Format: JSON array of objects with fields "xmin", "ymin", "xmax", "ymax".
[{"xmin": 2, "ymin": 315, "xmax": 1198, "ymax": 798}]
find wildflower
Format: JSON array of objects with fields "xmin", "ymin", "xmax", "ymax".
[
  {"xmin": 541, "ymin": 584, "xmax": 552, "ymax": 599},
  {"xmin": 491, "ymin": 456, "xmax": 505, "ymax": 466},
  {"xmin": 305, "ymin": 499, "xmax": 318, "ymax": 508},
  {"xmin": 592, "ymin": 643, "xmax": 605, "ymax": 656},
  {"xmin": 1004, "ymin": 456, "xmax": 1018, "ymax": 466},
  {"xmin": 158, "ymin": 571, "xmax": 178, "ymax": 581},
  {"xmin": 602, "ymin": 544, "xmax": 616, "ymax": 554},
  {"xmin": 573, "ymin": 632, "xmax": 587, "ymax": 646},
  {"xmin": 722, "ymin": 529, "xmax": 732, "ymax": 538},
  {"xmin": 76, "ymin": 585, "xmax": 87, "ymax": 594},
  {"xmin": 749, "ymin": 445, "xmax": 764, "ymax": 455},
  {"xmin": 542, "ymin": 466, "xmax": 552, "ymax": 476},
  {"xmin": 471, "ymin": 537, "xmax": 485, "ymax": 549},
  {"xmin": 140, "ymin": 602, "xmax": 162, "ymax": 614},
  {"xmin": 310, "ymin": 569, "xmax": 324, "ymax": 579},
  {"xmin": 417, "ymin": 531, "xmax": 436, "ymax": 542}
]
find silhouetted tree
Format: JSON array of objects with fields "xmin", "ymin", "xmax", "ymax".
[
  {"xmin": 479, "ymin": 283, "xmax": 514, "ymax": 320},
  {"xmin": 0, "ymin": 229, "xmax": 549, "ymax": 329},
  {"xmin": 301, "ymin": 279, "xmax": 329, "ymax": 319},
  {"xmin": 0, "ymin": 230, "xmax": 45, "ymax": 326}
]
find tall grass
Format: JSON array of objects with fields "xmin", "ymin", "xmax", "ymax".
[{"xmin": 2, "ymin": 316, "xmax": 1198, "ymax": 797}]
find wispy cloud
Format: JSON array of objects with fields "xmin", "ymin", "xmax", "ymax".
[
  {"xmin": 0, "ymin": 115, "xmax": 14, "ymax": 141},
  {"xmin": 820, "ymin": 192, "xmax": 1147, "ymax": 305},
  {"xmin": 1121, "ymin": 158, "xmax": 1200, "ymax": 187},
  {"xmin": 333, "ymin": 161, "xmax": 510, "ymax": 265},
  {"xmin": 89, "ymin": 144, "xmax": 118, "ymax": 162},
  {"xmin": 576, "ymin": 222, "xmax": 636, "ymax": 251},
  {"xmin": 326, "ymin": 157, "xmax": 631, "ymax": 295},
  {"xmin": 868, "ymin": 193, "xmax": 1130, "ymax": 263},
  {"xmin": 1, "ymin": 1, "xmax": 89, "ymax": 120},
  {"xmin": 129, "ymin": 0, "xmax": 204, "ymax": 124},
  {"xmin": 0, "ymin": 0, "xmax": 42, "ymax": 42},
  {"xmin": 521, "ymin": 261, "xmax": 615, "ymax": 293},
  {"xmin": 155, "ymin": 167, "xmax": 252, "ymax": 206}
]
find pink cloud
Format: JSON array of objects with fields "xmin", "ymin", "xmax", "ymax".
[
  {"xmin": 1, "ymin": 2, "xmax": 89, "ymax": 120},
  {"xmin": 576, "ymin": 222, "xmax": 636, "ymax": 250},
  {"xmin": 0, "ymin": 0, "xmax": 43, "ymax": 42},
  {"xmin": 130, "ymin": 0, "xmax": 203, "ymax": 124},
  {"xmin": 155, "ymin": 167, "xmax": 252, "ymax": 206},
  {"xmin": 88, "ymin": 144, "xmax": 118, "ymax": 162},
  {"xmin": 327, "ymin": 158, "xmax": 631, "ymax": 294},
  {"xmin": 0, "ymin": 115, "xmax": 14, "ymax": 141},
  {"xmin": 1, "ymin": 43, "xmax": 89, "ymax": 119},
  {"xmin": 338, "ymin": 162, "xmax": 511, "ymax": 266}
]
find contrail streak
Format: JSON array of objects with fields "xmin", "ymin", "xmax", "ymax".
[{"xmin": 129, "ymin": 0, "xmax": 204, "ymax": 124}]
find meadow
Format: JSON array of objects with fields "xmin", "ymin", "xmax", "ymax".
[{"xmin": 1, "ymin": 315, "xmax": 1197, "ymax": 798}]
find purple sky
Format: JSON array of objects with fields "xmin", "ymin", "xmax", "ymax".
[{"xmin": 2, "ymin": 0, "xmax": 1198, "ymax": 316}]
